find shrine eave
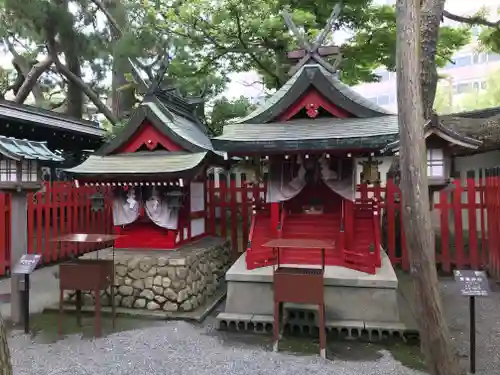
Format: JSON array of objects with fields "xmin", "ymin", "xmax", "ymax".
[
  {"xmin": 382, "ymin": 118, "xmax": 482, "ymax": 154},
  {"xmin": 0, "ymin": 135, "xmax": 64, "ymax": 162},
  {"xmin": 0, "ymin": 100, "xmax": 104, "ymax": 138},
  {"xmin": 64, "ymin": 151, "xmax": 207, "ymax": 178},
  {"xmin": 213, "ymin": 116, "xmax": 399, "ymax": 153},
  {"xmin": 97, "ymin": 97, "xmax": 213, "ymax": 156},
  {"xmin": 232, "ymin": 64, "xmax": 393, "ymax": 124}
]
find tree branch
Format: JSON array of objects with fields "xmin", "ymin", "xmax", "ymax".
[
  {"xmin": 14, "ymin": 57, "xmax": 53, "ymax": 104},
  {"xmin": 3, "ymin": 37, "xmax": 46, "ymax": 104},
  {"xmin": 443, "ymin": 10, "xmax": 500, "ymax": 28},
  {"xmin": 46, "ymin": 39, "xmax": 119, "ymax": 125}
]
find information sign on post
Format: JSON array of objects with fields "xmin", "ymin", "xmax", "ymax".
[
  {"xmin": 11, "ymin": 254, "xmax": 41, "ymax": 334},
  {"xmin": 454, "ymin": 270, "xmax": 490, "ymax": 374}
]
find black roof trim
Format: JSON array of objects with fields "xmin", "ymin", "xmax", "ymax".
[
  {"xmin": 0, "ymin": 100, "xmax": 104, "ymax": 138},
  {"xmin": 213, "ymin": 134, "xmax": 398, "ymax": 154}
]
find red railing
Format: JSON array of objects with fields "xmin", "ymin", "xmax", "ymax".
[
  {"xmin": 206, "ymin": 169, "xmax": 499, "ymax": 276},
  {"xmin": 0, "ymin": 182, "xmax": 113, "ymax": 276}
]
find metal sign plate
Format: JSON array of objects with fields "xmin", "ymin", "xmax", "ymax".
[
  {"xmin": 12, "ymin": 254, "xmax": 42, "ymax": 275},
  {"xmin": 454, "ymin": 270, "xmax": 490, "ymax": 297}
]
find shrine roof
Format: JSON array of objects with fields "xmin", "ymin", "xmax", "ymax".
[
  {"xmin": 232, "ymin": 64, "xmax": 393, "ymax": 124},
  {"xmin": 0, "ymin": 100, "xmax": 105, "ymax": 138},
  {"xmin": 65, "ymin": 151, "xmax": 207, "ymax": 177},
  {"xmin": 97, "ymin": 95, "xmax": 213, "ymax": 156},
  {"xmin": 213, "ymin": 116, "xmax": 399, "ymax": 153},
  {"xmin": 0, "ymin": 135, "xmax": 64, "ymax": 162},
  {"xmin": 382, "ymin": 115, "xmax": 482, "ymax": 154}
]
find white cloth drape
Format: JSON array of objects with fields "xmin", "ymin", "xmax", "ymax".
[
  {"xmin": 145, "ymin": 187, "xmax": 179, "ymax": 230},
  {"xmin": 112, "ymin": 187, "xmax": 140, "ymax": 226},
  {"xmin": 319, "ymin": 156, "xmax": 355, "ymax": 201},
  {"xmin": 266, "ymin": 156, "xmax": 307, "ymax": 203}
]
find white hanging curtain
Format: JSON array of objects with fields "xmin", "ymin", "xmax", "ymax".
[
  {"xmin": 266, "ymin": 156, "xmax": 307, "ymax": 203},
  {"xmin": 319, "ymin": 156, "xmax": 355, "ymax": 201},
  {"xmin": 145, "ymin": 187, "xmax": 179, "ymax": 230},
  {"xmin": 112, "ymin": 187, "xmax": 141, "ymax": 226}
]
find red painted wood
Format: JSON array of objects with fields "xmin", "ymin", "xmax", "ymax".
[
  {"xmin": 229, "ymin": 174, "xmax": 238, "ymax": 260},
  {"xmin": 452, "ymin": 180, "xmax": 465, "ymax": 268},
  {"xmin": 386, "ymin": 179, "xmax": 397, "ymax": 263},
  {"xmin": 467, "ymin": 176, "xmax": 479, "ymax": 269},
  {"xmin": 241, "ymin": 174, "xmax": 249, "ymax": 251},
  {"xmin": 219, "ymin": 174, "xmax": 228, "ymax": 239},
  {"xmin": 43, "ymin": 184, "xmax": 52, "ymax": 263},
  {"xmin": 270, "ymin": 202, "xmax": 279, "ymax": 234},
  {"xmin": 0, "ymin": 193, "xmax": 8, "ymax": 275},
  {"xmin": 344, "ymin": 200, "xmax": 354, "ymax": 249},
  {"xmin": 207, "ymin": 174, "xmax": 216, "ymax": 235},
  {"xmin": 27, "ymin": 192, "xmax": 34, "ymax": 256},
  {"xmin": 278, "ymin": 88, "xmax": 352, "ymax": 121},
  {"xmin": 438, "ymin": 189, "xmax": 451, "ymax": 273},
  {"xmin": 116, "ymin": 122, "xmax": 183, "ymax": 153},
  {"xmin": 400, "ymin": 200, "xmax": 408, "ymax": 271},
  {"xmin": 478, "ymin": 171, "xmax": 487, "ymax": 267}
]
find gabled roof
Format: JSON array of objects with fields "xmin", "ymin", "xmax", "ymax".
[
  {"xmin": 232, "ymin": 64, "xmax": 393, "ymax": 124},
  {"xmin": 213, "ymin": 116, "xmax": 399, "ymax": 153},
  {"xmin": 65, "ymin": 151, "xmax": 206, "ymax": 177},
  {"xmin": 0, "ymin": 100, "xmax": 105, "ymax": 138},
  {"xmin": 97, "ymin": 95, "xmax": 213, "ymax": 156},
  {"xmin": 0, "ymin": 135, "xmax": 64, "ymax": 162}
]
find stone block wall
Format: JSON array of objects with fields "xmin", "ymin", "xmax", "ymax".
[{"xmin": 65, "ymin": 237, "xmax": 231, "ymax": 312}]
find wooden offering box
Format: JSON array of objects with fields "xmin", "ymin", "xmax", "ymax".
[
  {"xmin": 59, "ymin": 259, "xmax": 114, "ymax": 291},
  {"xmin": 58, "ymin": 259, "xmax": 115, "ymax": 337}
]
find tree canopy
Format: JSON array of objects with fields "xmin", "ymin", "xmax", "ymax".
[{"xmin": 0, "ymin": 0, "xmax": 476, "ymax": 134}]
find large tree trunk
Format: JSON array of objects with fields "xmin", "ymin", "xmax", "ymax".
[
  {"xmin": 420, "ymin": 0, "xmax": 446, "ymax": 119},
  {"xmin": 0, "ymin": 315, "xmax": 12, "ymax": 375},
  {"xmin": 395, "ymin": 1, "xmax": 462, "ymax": 375},
  {"xmin": 106, "ymin": 0, "xmax": 136, "ymax": 119}
]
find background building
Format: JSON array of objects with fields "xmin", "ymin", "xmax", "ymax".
[{"xmin": 352, "ymin": 0, "xmax": 500, "ymax": 113}]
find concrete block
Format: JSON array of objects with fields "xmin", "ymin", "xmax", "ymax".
[
  {"xmin": 326, "ymin": 320, "xmax": 365, "ymax": 329},
  {"xmin": 251, "ymin": 314, "xmax": 274, "ymax": 323},
  {"xmin": 216, "ymin": 312, "xmax": 253, "ymax": 321}
]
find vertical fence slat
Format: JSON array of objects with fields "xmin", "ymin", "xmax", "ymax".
[
  {"xmin": 0, "ymin": 193, "xmax": 7, "ymax": 275},
  {"xmin": 386, "ymin": 178, "xmax": 397, "ymax": 264},
  {"xmin": 478, "ymin": 169, "xmax": 487, "ymax": 268},
  {"xmin": 241, "ymin": 174, "xmax": 249, "ymax": 255},
  {"xmin": 466, "ymin": 170, "xmax": 479, "ymax": 269},
  {"xmin": 219, "ymin": 173, "xmax": 227, "ymax": 239},
  {"xmin": 438, "ymin": 189, "xmax": 451, "ymax": 273},
  {"xmin": 452, "ymin": 180, "xmax": 465, "ymax": 269},
  {"xmin": 229, "ymin": 174, "xmax": 238, "ymax": 260}
]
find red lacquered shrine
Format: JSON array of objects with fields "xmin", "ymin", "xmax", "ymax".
[
  {"xmin": 212, "ymin": 10, "xmax": 480, "ymax": 273},
  {"xmin": 67, "ymin": 88, "xmax": 221, "ymax": 250}
]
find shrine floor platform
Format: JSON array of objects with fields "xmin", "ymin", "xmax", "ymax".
[{"xmin": 217, "ymin": 250, "xmax": 414, "ymax": 337}]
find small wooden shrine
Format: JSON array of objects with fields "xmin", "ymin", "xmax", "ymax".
[
  {"xmin": 212, "ymin": 6, "xmax": 481, "ymax": 274},
  {"xmin": 66, "ymin": 83, "xmax": 221, "ymax": 250}
]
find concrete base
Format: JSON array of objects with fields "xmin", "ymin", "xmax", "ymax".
[{"xmin": 219, "ymin": 251, "xmax": 403, "ymax": 330}]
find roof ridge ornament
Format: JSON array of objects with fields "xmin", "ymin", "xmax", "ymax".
[{"xmin": 283, "ymin": 2, "xmax": 343, "ymax": 76}]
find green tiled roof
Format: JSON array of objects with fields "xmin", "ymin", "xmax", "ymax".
[
  {"xmin": 0, "ymin": 136, "xmax": 64, "ymax": 161},
  {"xmin": 213, "ymin": 116, "xmax": 399, "ymax": 153},
  {"xmin": 65, "ymin": 151, "xmax": 207, "ymax": 175},
  {"xmin": 218, "ymin": 116, "xmax": 399, "ymax": 141}
]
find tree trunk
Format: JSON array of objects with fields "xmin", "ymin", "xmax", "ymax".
[
  {"xmin": 420, "ymin": 0, "xmax": 446, "ymax": 119},
  {"xmin": 107, "ymin": 0, "xmax": 136, "ymax": 119},
  {"xmin": 0, "ymin": 315, "xmax": 12, "ymax": 375},
  {"xmin": 395, "ymin": 1, "xmax": 462, "ymax": 375}
]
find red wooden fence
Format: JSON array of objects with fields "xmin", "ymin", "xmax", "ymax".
[
  {"xmin": 0, "ymin": 182, "xmax": 113, "ymax": 276},
  {"xmin": 0, "ymin": 170, "xmax": 499, "ymax": 278},
  {"xmin": 205, "ymin": 170, "xmax": 500, "ymax": 277}
]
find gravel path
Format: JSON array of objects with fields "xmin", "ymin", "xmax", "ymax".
[
  {"xmin": 441, "ymin": 279, "xmax": 500, "ymax": 374},
  {"xmin": 8, "ymin": 321, "xmax": 425, "ymax": 375}
]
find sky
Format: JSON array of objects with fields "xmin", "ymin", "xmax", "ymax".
[{"xmin": 2, "ymin": 0, "xmax": 499, "ymax": 103}]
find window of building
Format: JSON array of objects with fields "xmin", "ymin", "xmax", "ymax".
[
  {"xmin": 482, "ymin": 81, "xmax": 487, "ymax": 90},
  {"xmin": 427, "ymin": 149, "xmax": 445, "ymax": 178},
  {"xmin": 453, "ymin": 82, "xmax": 471, "ymax": 94},
  {"xmin": 454, "ymin": 55, "xmax": 472, "ymax": 67},
  {"xmin": 487, "ymin": 52, "xmax": 500, "ymax": 62}
]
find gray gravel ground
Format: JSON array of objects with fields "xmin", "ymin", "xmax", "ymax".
[
  {"xmin": 441, "ymin": 278, "xmax": 500, "ymax": 374},
  {"xmin": 8, "ymin": 320, "xmax": 425, "ymax": 375},
  {"xmin": 6, "ymin": 276, "xmax": 500, "ymax": 375}
]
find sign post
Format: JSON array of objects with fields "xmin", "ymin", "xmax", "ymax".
[
  {"xmin": 12, "ymin": 254, "xmax": 41, "ymax": 334},
  {"xmin": 453, "ymin": 270, "xmax": 490, "ymax": 374}
]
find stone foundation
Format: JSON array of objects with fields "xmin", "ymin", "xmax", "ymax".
[{"xmin": 64, "ymin": 237, "xmax": 231, "ymax": 312}]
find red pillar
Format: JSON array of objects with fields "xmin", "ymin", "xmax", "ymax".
[{"xmin": 271, "ymin": 202, "xmax": 280, "ymax": 233}]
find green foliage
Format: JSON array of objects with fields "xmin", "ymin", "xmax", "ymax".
[{"xmin": 208, "ymin": 96, "xmax": 255, "ymax": 135}]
